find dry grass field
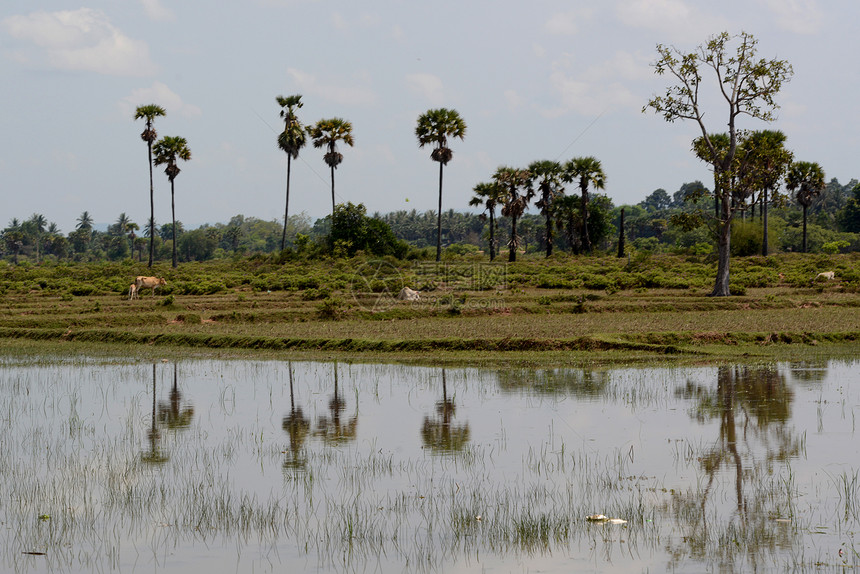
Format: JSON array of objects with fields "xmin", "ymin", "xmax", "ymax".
[{"xmin": 2, "ymin": 252, "xmax": 859, "ymax": 363}]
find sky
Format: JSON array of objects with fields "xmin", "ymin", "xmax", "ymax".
[{"xmin": 2, "ymin": 0, "xmax": 859, "ymax": 234}]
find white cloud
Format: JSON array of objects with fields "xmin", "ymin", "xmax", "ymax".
[
  {"xmin": 504, "ymin": 89, "xmax": 524, "ymax": 110},
  {"xmin": 545, "ymin": 8, "xmax": 594, "ymax": 35},
  {"xmin": 546, "ymin": 51, "xmax": 650, "ymax": 116},
  {"xmin": 759, "ymin": 0, "xmax": 823, "ymax": 34},
  {"xmin": 120, "ymin": 82, "xmax": 202, "ymax": 119},
  {"xmin": 331, "ymin": 11, "xmax": 379, "ymax": 31},
  {"xmin": 405, "ymin": 73, "xmax": 445, "ymax": 106},
  {"xmin": 615, "ymin": 0, "xmax": 728, "ymax": 40},
  {"xmin": 140, "ymin": 0, "xmax": 175, "ymax": 22},
  {"xmin": 1, "ymin": 8, "xmax": 157, "ymax": 76},
  {"xmin": 286, "ymin": 68, "xmax": 378, "ymax": 106}
]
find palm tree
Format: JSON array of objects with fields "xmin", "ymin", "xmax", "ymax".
[
  {"xmin": 153, "ymin": 135, "xmax": 191, "ymax": 268},
  {"xmin": 528, "ymin": 160, "xmax": 565, "ymax": 257},
  {"xmin": 134, "ymin": 104, "xmax": 166, "ymax": 268},
  {"xmin": 496, "ymin": 166, "xmax": 534, "ymax": 262},
  {"xmin": 26, "ymin": 213, "xmax": 47, "ymax": 263},
  {"xmin": 76, "ymin": 211, "xmax": 94, "ymax": 231},
  {"xmin": 468, "ymin": 181, "xmax": 505, "ymax": 261},
  {"xmin": 114, "ymin": 212, "xmax": 132, "ymax": 235},
  {"xmin": 563, "ymin": 157, "xmax": 606, "ymax": 253},
  {"xmin": 737, "ymin": 130, "xmax": 792, "ymax": 256},
  {"xmin": 786, "ymin": 161, "xmax": 825, "ymax": 253},
  {"xmin": 127, "ymin": 222, "xmax": 140, "ymax": 258},
  {"xmin": 4, "ymin": 218, "xmax": 24, "ymax": 264},
  {"xmin": 307, "ymin": 118, "xmax": 354, "ymax": 218},
  {"xmin": 554, "ymin": 195, "xmax": 582, "ymax": 254},
  {"xmin": 415, "ymin": 108, "xmax": 467, "ymax": 262},
  {"xmin": 276, "ymin": 94, "xmax": 307, "ymax": 251}
]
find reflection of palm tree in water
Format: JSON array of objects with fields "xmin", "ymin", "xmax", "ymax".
[
  {"xmin": 141, "ymin": 364, "xmax": 168, "ymax": 465},
  {"xmin": 282, "ymin": 362, "xmax": 310, "ymax": 469},
  {"xmin": 157, "ymin": 363, "xmax": 194, "ymax": 430},
  {"xmin": 421, "ymin": 369, "xmax": 470, "ymax": 453},
  {"xmin": 315, "ymin": 362, "xmax": 357, "ymax": 444}
]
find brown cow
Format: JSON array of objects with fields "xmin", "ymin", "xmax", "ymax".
[
  {"xmin": 128, "ymin": 283, "xmax": 139, "ymax": 300},
  {"xmin": 134, "ymin": 276, "xmax": 166, "ymax": 297}
]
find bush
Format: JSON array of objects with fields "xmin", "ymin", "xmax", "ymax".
[{"xmin": 317, "ymin": 297, "xmax": 346, "ymax": 320}]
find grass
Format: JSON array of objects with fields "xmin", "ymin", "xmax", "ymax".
[{"xmin": 1, "ymin": 252, "xmax": 859, "ymax": 362}]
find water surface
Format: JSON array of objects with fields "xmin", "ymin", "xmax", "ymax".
[{"xmin": 1, "ymin": 355, "xmax": 858, "ymax": 573}]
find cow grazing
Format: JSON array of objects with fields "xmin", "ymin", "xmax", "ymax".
[
  {"xmin": 396, "ymin": 287, "xmax": 420, "ymax": 302},
  {"xmin": 128, "ymin": 283, "xmax": 139, "ymax": 300},
  {"xmin": 134, "ymin": 276, "xmax": 167, "ymax": 297},
  {"xmin": 815, "ymin": 271, "xmax": 836, "ymax": 281}
]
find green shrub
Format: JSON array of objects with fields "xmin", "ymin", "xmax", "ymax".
[{"xmin": 317, "ymin": 297, "xmax": 345, "ymax": 320}]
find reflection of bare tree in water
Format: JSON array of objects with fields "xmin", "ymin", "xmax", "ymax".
[
  {"xmin": 157, "ymin": 363, "xmax": 195, "ymax": 430},
  {"xmin": 314, "ymin": 362, "xmax": 357, "ymax": 445},
  {"xmin": 421, "ymin": 369, "xmax": 470, "ymax": 453},
  {"xmin": 141, "ymin": 364, "xmax": 168, "ymax": 465},
  {"xmin": 282, "ymin": 361, "xmax": 310, "ymax": 470},
  {"xmin": 670, "ymin": 365, "xmax": 803, "ymax": 569}
]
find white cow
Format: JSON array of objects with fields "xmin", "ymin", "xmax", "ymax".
[
  {"xmin": 815, "ymin": 271, "xmax": 836, "ymax": 281},
  {"xmin": 134, "ymin": 276, "xmax": 167, "ymax": 297},
  {"xmin": 396, "ymin": 287, "xmax": 420, "ymax": 301},
  {"xmin": 128, "ymin": 283, "xmax": 139, "ymax": 300}
]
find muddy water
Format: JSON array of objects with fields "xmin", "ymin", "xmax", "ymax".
[{"xmin": 0, "ymin": 356, "xmax": 857, "ymax": 573}]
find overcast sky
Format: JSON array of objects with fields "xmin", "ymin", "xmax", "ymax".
[{"xmin": 2, "ymin": 0, "xmax": 858, "ymax": 233}]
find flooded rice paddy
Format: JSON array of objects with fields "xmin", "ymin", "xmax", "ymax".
[{"xmin": 1, "ymin": 354, "xmax": 859, "ymax": 573}]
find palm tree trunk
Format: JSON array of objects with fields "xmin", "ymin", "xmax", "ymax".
[
  {"xmin": 436, "ymin": 162, "xmax": 444, "ymax": 262},
  {"xmin": 509, "ymin": 215, "xmax": 518, "ymax": 262},
  {"xmin": 489, "ymin": 209, "xmax": 496, "ymax": 261},
  {"xmin": 171, "ymin": 180, "xmax": 177, "ymax": 269},
  {"xmin": 148, "ymin": 141, "xmax": 155, "ymax": 268},
  {"xmin": 545, "ymin": 206, "xmax": 553, "ymax": 258},
  {"xmin": 330, "ymin": 165, "xmax": 336, "ymax": 218},
  {"xmin": 762, "ymin": 187, "xmax": 769, "ymax": 256},
  {"xmin": 580, "ymin": 185, "xmax": 591, "ymax": 253},
  {"xmin": 281, "ymin": 155, "xmax": 292, "ymax": 251},
  {"xmin": 802, "ymin": 204, "xmax": 808, "ymax": 253}
]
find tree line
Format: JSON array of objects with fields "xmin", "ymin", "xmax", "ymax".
[
  {"xmin": 6, "ymin": 171, "xmax": 860, "ymax": 265},
  {"xmin": 4, "ymin": 30, "xmax": 859, "ymax": 297}
]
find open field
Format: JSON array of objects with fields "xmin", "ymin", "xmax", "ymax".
[{"xmin": 1, "ymin": 252, "xmax": 859, "ymax": 364}]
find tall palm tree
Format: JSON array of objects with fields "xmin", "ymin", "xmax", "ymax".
[
  {"xmin": 468, "ymin": 181, "xmax": 505, "ymax": 261},
  {"xmin": 307, "ymin": 118, "xmax": 354, "ymax": 218},
  {"xmin": 415, "ymin": 108, "xmax": 467, "ymax": 262},
  {"xmin": 27, "ymin": 213, "xmax": 47, "ymax": 263},
  {"xmin": 563, "ymin": 157, "xmax": 605, "ymax": 253},
  {"xmin": 496, "ymin": 166, "xmax": 534, "ymax": 262},
  {"xmin": 276, "ymin": 94, "xmax": 307, "ymax": 251},
  {"xmin": 134, "ymin": 104, "xmax": 166, "ymax": 268},
  {"xmin": 153, "ymin": 135, "xmax": 191, "ymax": 268},
  {"xmin": 737, "ymin": 130, "xmax": 792, "ymax": 256},
  {"xmin": 786, "ymin": 161, "xmax": 825, "ymax": 253},
  {"xmin": 553, "ymin": 195, "xmax": 582, "ymax": 254},
  {"xmin": 528, "ymin": 160, "xmax": 565, "ymax": 257}
]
